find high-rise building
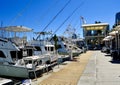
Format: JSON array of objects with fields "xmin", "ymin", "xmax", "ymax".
[{"xmin": 115, "ymin": 12, "xmax": 120, "ymax": 25}]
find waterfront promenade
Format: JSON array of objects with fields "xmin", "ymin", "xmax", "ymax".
[
  {"xmin": 78, "ymin": 51, "xmax": 120, "ymax": 85},
  {"xmin": 32, "ymin": 51, "xmax": 120, "ymax": 85}
]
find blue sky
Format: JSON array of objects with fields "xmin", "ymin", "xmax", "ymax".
[{"xmin": 0, "ymin": 0, "xmax": 120, "ymax": 38}]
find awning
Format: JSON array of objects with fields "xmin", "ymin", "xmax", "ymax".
[
  {"xmin": 84, "ymin": 26, "xmax": 106, "ymax": 30},
  {"xmin": 82, "ymin": 23, "xmax": 109, "ymax": 30},
  {"xmin": 0, "ymin": 26, "xmax": 33, "ymax": 32},
  {"xmin": 114, "ymin": 25, "xmax": 120, "ymax": 31},
  {"xmin": 103, "ymin": 38, "xmax": 109, "ymax": 41},
  {"xmin": 103, "ymin": 36, "xmax": 113, "ymax": 41},
  {"xmin": 109, "ymin": 31, "xmax": 118, "ymax": 36}
]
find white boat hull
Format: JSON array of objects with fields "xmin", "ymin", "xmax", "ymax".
[{"xmin": 0, "ymin": 64, "xmax": 29, "ymax": 78}]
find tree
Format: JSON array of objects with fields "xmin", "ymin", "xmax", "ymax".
[{"xmin": 53, "ymin": 34, "xmax": 58, "ymax": 53}]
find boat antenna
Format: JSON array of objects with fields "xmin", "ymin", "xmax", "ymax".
[
  {"xmin": 53, "ymin": 1, "xmax": 84, "ymax": 35},
  {"xmin": 36, "ymin": 0, "xmax": 71, "ymax": 40}
]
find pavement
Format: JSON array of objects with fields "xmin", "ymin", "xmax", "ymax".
[
  {"xmin": 77, "ymin": 51, "xmax": 120, "ymax": 85},
  {"xmin": 31, "ymin": 51, "xmax": 120, "ymax": 85},
  {"xmin": 31, "ymin": 51, "xmax": 93, "ymax": 85}
]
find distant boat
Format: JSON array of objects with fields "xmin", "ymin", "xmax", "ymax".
[{"xmin": 51, "ymin": 36, "xmax": 83, "ymax": 55}]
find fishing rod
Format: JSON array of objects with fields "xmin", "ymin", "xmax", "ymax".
[
  {"xmin": 37, "ymin": 0, "xmax": 60, "ymax": 26},
  {"xmin": 41, "ymin": 0, "xmax": 59, "ymax": 19},
  {"xmin": 53, "ymin": 1, "xmax": 84, "ymax": 35},
  {"xmin": 9, "ymin": 0, "xmax": 33, "ymax": 26},
  {"xmin": 36, "ymin": 0, "xmax": 71, "ymax": 40}
]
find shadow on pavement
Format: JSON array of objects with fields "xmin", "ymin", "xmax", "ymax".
[
  {"xmin": 109, "ymin": 60, "xmax": 120, "ymax": 64},
  {"xmin": 105, "ymin": 54, "xmax": 111, "ymax": 57}
]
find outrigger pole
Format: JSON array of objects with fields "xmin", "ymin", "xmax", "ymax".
[{"xmin": 36, "ymin": 0, "xmax": 71, "ymax": 40}]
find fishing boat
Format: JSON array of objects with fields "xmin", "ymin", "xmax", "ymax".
[
  {"xmin": 51, "ymin": 36, "xmax": 83, "ymax": 55},
  {"xmin": 61, "ymin": 37, "xmax": 83, "ymax": 57},
  {"xmin": 0, "ymin": 37, "xmax": 44, "ymax": 78},
  {"xmin": 28, "ymin": 32, "xmax": 58, "ymax": 63},
  {"xmin": 0, "ymin": 26, "xmax": 45, "ymax": 78}
]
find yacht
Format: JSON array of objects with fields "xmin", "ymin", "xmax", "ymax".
[
  {"xmin": 52, "ymin": 37, "xmax": 83, "ymax": 55},
  {"xmin": 28, "ymin": 39, "xmax": 58, "ymax": 64},
  {"xmin": 0, "ymin": 37, "xmax": 43, "ymax": 78}
]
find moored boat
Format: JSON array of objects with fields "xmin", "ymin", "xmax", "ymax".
[{"xmin": 0, "ymin": 37, "xmax": 43, "ymax": 79}]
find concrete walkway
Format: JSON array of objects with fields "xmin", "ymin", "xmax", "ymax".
[
  {"xmin": 77, "ymin": 51, "xmax": 120, "ymax": 85},
  {"xmin": 32, "ymin": 51, "xmax": 120, "ymax": 85},
  {"xmin": 32, "ymin": 51, "xmax": 93, "ymax": 85}
]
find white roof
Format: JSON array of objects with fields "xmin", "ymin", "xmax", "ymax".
[
  {"xmin": 45, "ymin": 44, "xmax": 54, "ymax": 47},
  {"xmin": 0, "ymin": 26, "xmax": 33, "ymax": 32},
  {"xmin": 82, "ymin": 23, "xmax": 109, "ymax": 30},
  {"xmin": 82, "ymin": 23, "xmax": 109, "ymax": 27}
]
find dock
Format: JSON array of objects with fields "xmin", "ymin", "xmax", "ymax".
[
  {"xmin": 31, "ymin": 51, "xmax": 93, "ymax": 85},
  {"xmin": 31, "ymin": 51, "xmax": 120, "ymax": 85}
]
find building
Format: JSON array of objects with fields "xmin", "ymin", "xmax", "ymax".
[
  {"xmin": 115, "ymin": 12, "xmax": 120, "ymax": 25},
  {"xmin": 82, "ymin": 23, "xmax": 109, "ymax": 50}
]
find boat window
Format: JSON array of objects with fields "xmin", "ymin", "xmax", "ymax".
[
  {"xmin": 10, "ymin": 51, "xmax": 23, "ymax": 59},
  {"xmin": 45, "ymin": 47, "xmax": 54, "ymax": 51},
  {"xmin": 45, "ymin": 47, "xmax": 47, "ymax": 51},
  {"xmin": 22, "ymin": 50, "xmax": 27, "ymax": 57},
  {"xmin": 24, "ymin": 60, "xmax": 32, "ymax": 64},
  {"xmin": 64, "ymin": 45, "xmax": 67, "ymax": 48},
  {"xmin": 50, "ymin": 47, "xmax": 54, "ymax": 51},
  {"xmin": 69, "ymin": 46, "xmax": 72, "ymax": 48},
  {"xmin": 35, "ymin": 46, "xmax": 41, "ymax": 51},
  {"xmin": 57, "ymin": 45, "xmax": 62, "ymax": 49},
  {"xmin": 73, "ymin": 47, "xmax": 77, "ymax": 50},
  {"xmin": 0, "ymin": 51, "xmax": 6, "ymax": 58}
]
